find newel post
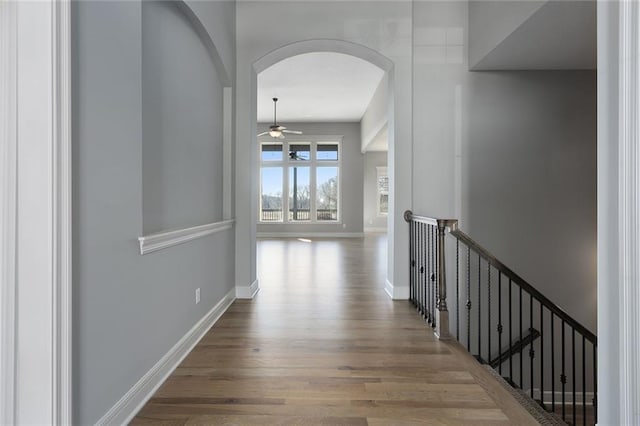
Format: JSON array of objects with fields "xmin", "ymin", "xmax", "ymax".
[{"xmin": 435, "ymin": 220, "xmax": 451, "ymax": 340}]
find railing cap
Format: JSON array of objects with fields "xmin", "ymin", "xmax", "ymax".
[{"xmin": 404, "ymin": 210, "xmax": 458, "ymax": 231}]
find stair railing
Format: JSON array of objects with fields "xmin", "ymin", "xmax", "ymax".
[{"xmin": 405, "ymin": 210, "xmax": 597, "ymax": 426}]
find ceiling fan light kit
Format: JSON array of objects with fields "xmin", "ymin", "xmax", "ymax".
[{"xmin": 258, "ymin": 98, "xmax": 303, "ymax": 139}]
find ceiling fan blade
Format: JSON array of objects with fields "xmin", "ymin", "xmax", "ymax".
[
  {"xmin": 274, "ymin": 125, "xmax": 286, "ymax": 130},
  {"xmin": 257, "ymin": 131, "xmax": 268, "ymax": 137},
  {"xmin": 283, "ymin": 130, "xmax": 303, "ymax": 135}
]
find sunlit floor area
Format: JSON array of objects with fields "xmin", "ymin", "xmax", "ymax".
[{"xmin": 132, "ymin": 235, "xmax": 537, "ymax": 425}]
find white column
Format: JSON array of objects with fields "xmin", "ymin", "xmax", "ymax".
[
  {"xmin": 597, "ymin": 1, "xmax": 640, "ymax": 424},
  {"xmin": 0, "ymin": 1, "xmax": 72, "ymax": 424},
  {"xmin": 617, "ymin": 0, "xmax": 640, "ymax": 423}
]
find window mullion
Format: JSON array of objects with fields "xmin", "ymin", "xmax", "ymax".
[{"xmin": 310, "ymin": 141, "xmax": 317, "ymax": 223}]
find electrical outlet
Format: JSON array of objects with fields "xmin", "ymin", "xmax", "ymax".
[{"xmin": 195, "ymin": 288, "xmax": 201, "ymax": 304}]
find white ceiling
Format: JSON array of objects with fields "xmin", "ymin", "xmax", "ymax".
[{"xmin": 257, "ymin": 52, "xmax": 385, "ymax": 123}]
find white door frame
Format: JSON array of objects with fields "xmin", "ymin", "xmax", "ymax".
[{"xmin": 0, "ymin": 1, "xmax": 72, "ymax": 424}]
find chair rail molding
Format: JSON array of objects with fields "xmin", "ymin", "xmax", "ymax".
[
  {"xmin": 1, "ymin": 1, "xmax": 72, "ymax": 424},
  {"xmin": 138, "ymin": 219, "xmax": 235, "ymax": 255}
]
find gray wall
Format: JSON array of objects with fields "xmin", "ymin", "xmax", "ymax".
[
  {"xmin": 256, "ymin": 122, "xmax": 364, "ymax": 234},
  {"xmin": 464, "ymin": 71, "xmax": 597, "ymax": 330},
  {"xmin": 72, "ymin": 1, "xmax": 236, "ymax": 424},
  {"xmin": 142, "ymin": 0, "xmax": 223, "ymax": 234},
  {"xmin": 363, "ymin": 152, "xmax": 388, "ymax": 231},
  {"xmin": 412, "ymin": 1, "xmax": 596, "ymax": 333}
]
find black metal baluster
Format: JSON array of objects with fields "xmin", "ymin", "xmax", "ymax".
[
  {"xmin": 519, "ymin": 287, "xmax": 523, "ymax": 388},
  {"xmin": 551, "ymin": 313, "xmax": 555, "ymax": 412},
  {"xmin": 509, "ymin": 279, "xmax": 513, "ymax": 382},
  {"xmin": 572, "ymin": 328, "xmax": 576, "ymax": 426},
  {"xmin": 487, "ymin": 265, "xmax": 491, "ymax": 364},
  {"xmin": 562, "ymin": 320, "xmax": 566, "ymax": 421},
  {"xmin": 421, "ymin": 224, "xmax": 426, "ymax": 317},
  {"xmin": 540, "ymin": 303, "xmax": 544, "ymax": 408},
  {"xmin": 582, "ymin": 335, "xmax": 586, "ymax": 426},
  {"xmin": 456, "ymin": 238, "xmax": 460, "ymax": 340},
  {"xmin": 430, "ymin": 225, "xmax": 434, "ymax": 324},
  {"xmin": 425, "ymin": 225, "xmax": 436, "ymax": 325},
  {"xmin": 478, "ymin": 254, "xmax": 482, "ymax": 359},
  {"xmin": 431, "ymin": 225, "xmax": 435, "ymax": 323},
  {"xmin": 410, "ymin": 221, "xmax": 415, "ymax": 304},
  {"xmin": 420, "ymin": 223, "xmax": 429, "ymax": 318},
  {"xmin": 432, "ymin": 225, "xmax": 437, "ymax": 326},
  {"xmin": 466, "ymin": 246, "xmax": 471, "ymax": 351},
  {"xmin": 530, "ymin": 295, "xmax": 534, "ymax": 399},
  {"xmin": 426, "ymin": 224, "xmax": 430, "ymax": 321},
  {"xmin": 498, "ymin": 273, "xmax": 502, "ymax": 376},
  {"xmin": 424, "ymin": 224, "xmax": 428, "ymax": 319},
  {"xmin": 417, "ymin": 223, "xmax": 422, "ymax": 314}
]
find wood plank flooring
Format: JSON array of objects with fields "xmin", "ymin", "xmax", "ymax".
[{"xmin": 131, "ymin": 235, "xmax": 538, "ymax": 425}]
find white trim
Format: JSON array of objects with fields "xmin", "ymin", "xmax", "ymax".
[
  {"xmin": 236, "ymin": 279, "xmax": 260, "ymax": 299},
  {"xmin": 138, "ymin": 219, "xmax": 235, "ymax": 255},
  {"xmin": 52, "ymin": 0, "xmax": 73, "ymax": 423},
  {"xmin": 5, "ymin": 2, "xmax": 72, "ymax": 423},
  {"xmin": 0, "ymin": 2, "xmax": 18, "ymax": 423},
  {"xmin": 257, "ymin": 232, "xmax": 364, "ymax": 239},
  {"xmin": 96, "ymin": 288, "xmax": 236, "ymax": 426},
  {"xmin": 618, "ymin": 1, "xmax": 640, "ymax": 423},
  {"xmin": 384, "ymin": 279, "xmax": 409, "ymax": 300}
]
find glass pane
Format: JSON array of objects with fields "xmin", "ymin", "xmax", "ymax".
[
  {"xmin": 379, "ymin": 193, "xmax": 389, "ymax": 214},
  {"xmin": 288, "ymin": 166, "xmax": 310, "ymax": 221},
  {"xmin": 317, "ymin": 143, "xmax": 338, "ymax": 161},
  {"xmin": 316, "ymin": 167, "xmax": 338, "ymax": 221},
  {"xmin": 261, "ymin": 143, "xmax": 283, "ymax": 161},
  {"xmin": 377, "ymin": 174, "xmax": 388, "ymax": 215},
  {"xmin": 378, "ymin": 175, "xmax": 389, "ymax": 193},
  {"xmin": 289, "ymin": 144, "xmax": 310, "ymax": 161},
  {"xmin": 260, "ymin": 167, "xmax": 283, "ymax": 222}
]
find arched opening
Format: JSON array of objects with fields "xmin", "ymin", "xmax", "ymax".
[{"xmin": 246, "ymin": 39, "xmax": 397, "ymax": 298}]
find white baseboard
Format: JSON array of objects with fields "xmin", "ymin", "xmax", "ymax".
[
  {"xmin": 530, "ymin": 389, "xmax": 596, "ymax": 405},
  {"xmin": 236, "ymin": 279, "xmax": 259, "ymax": 299},
  {"xmin": 384, "ymin": 279, "xmax": 409, "ymax": 300},
  {"xmin": 95, "ymin": 288, "xmax": 236, "ymax": 426},
  {"xmin": 364, "ymin": 227, "xmax": 387, "ymax": 233},
  {"xmin": 257, "ymin": 232, "xmax": 364, "ymax": 239}
]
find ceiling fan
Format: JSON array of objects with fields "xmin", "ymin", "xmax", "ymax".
[{"xmin": 257, "ymin": 98, "xmax": 303, "ymax": 139}]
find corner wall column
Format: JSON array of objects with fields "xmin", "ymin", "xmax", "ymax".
[{"xmin": 597, "ymin": 1, "xmax": 640, "ymax": 423}]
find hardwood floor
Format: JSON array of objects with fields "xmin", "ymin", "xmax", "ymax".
[{"xmin": 131, "ymin": 235, "xmax": 538, "ymax": 425}]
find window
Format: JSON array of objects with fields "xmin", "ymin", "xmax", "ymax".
[
  {"xmin": 259, "ymin": 139, "xmax": 341, "ymax": 223},
  {"xmin": 377, "ymin": 166, "xmax": 388, "ymax": 216}
]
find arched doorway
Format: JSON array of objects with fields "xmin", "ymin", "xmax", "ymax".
[{"xmin": 235, "ymin": 39, "xmax": 405, "ymax": 300}]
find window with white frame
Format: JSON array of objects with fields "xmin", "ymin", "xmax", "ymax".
[
  {"xmin": 377, "ymin": 166, "xmax": 388, "ymax": 216},
  {"xmin": 259, "ymin": 138, "xmax": 341, "ymax": 223}
]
